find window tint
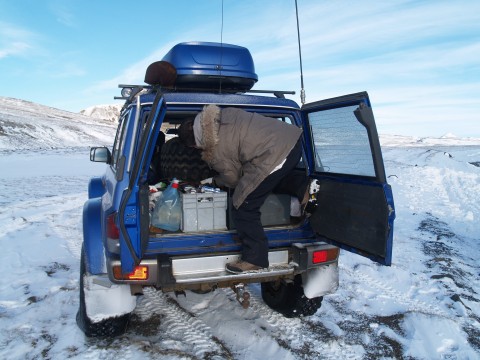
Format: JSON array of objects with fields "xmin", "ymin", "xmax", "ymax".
[{"xmin": 308, "ymin": 105, "xmax": 375, "ymax": 177}]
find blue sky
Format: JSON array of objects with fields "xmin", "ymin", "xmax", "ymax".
[{"xmin": 1, "ymin": 0, "xmax": 479, "ymax": 137}]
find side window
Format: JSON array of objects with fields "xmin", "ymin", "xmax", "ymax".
[
  {"xmin": 277, "ymin": 116, "xmax": 292, "ymax": 125},
  {"xmin": 269, "ymin": 115, "xmax": 293, "ymax": 125},
  {"xmin": 111, "ymin": 111, "xmax": 130, "ymax": 169},
  {"xmin": 270, "ymin": 114, "xmax": 305, "ymax": 168},
  {"xmin": 308, "ymin": 105, "xmax": 375, "ymax": 177}
]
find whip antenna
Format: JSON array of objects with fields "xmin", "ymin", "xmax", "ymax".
[
  {"xmin": 218, "ymin": 0, "xmax": 224, "ymax": 93},
  {"xmin": 295, "ymin": 0, "xmax": 305, "ymax": 104}
]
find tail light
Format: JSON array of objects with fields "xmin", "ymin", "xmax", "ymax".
[
  {"xmin": 312, "ymin": 248, "xmax": 339, "ymax": 264},
  {"xmin": 113, "ymin": 265, "xmax": 149, "ymax": 280},
  {"xmin": 106, "ymin": 212, "xmax": 121, "ymax": 254},
  {"xmin": 106, "ymin": 212, "xmax": 119, "ymax": 240}
]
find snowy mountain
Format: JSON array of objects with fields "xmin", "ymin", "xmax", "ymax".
[
  {"xmin": 0, "ymin": 96, "xmax": 117, "ymax": 151},
  {"xmin": 380, "ymin": 133, "xmax": 480, "ymax": 147},
  {"xmin": 80, "ymin": 103, "xmax": 122, "ymax": 123},
  {"xmin": 0, "ymin": 97, "xmax": 479, "ymax": 359}
]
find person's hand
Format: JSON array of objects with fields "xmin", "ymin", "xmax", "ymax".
[{"xmin": 200, "ymin": 177, "xmax": 213, "ymax": 185}]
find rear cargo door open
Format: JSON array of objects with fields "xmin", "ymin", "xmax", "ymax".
[
  {"xmin": 118, "ymin": 92, "xmax": 166, "ymax": 273},
  {"xmin": 301, "ymin": 92, "xmax": 395, "ymax": 265}
]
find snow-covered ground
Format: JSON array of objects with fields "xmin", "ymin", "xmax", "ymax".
[{"xmin": 0, "ymin": 98, "xmax": 479, "ymax": 359}]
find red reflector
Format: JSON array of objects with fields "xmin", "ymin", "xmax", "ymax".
[
  {"xmin": 313, "ymin": 251, "xmax": 328, "ymax": 263},
  {"xmin": 113, "ymin": 266, "xmax": 149, "ymax": 280},
  {"xmin": 106, "ymin": 213, "xmax": 120, "ymax": 240},
  {"xmin": 312, "ymin": 248, "xmax": 339, "ymax": 264}
]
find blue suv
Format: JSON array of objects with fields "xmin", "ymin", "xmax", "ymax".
[{"xmin": 77, "ymin": 42, "xmax": 395, "ymax": 337}]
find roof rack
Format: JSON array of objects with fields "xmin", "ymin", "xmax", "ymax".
[
  {"xmin": 115, "ymin": 84, "xmax": 296, "ymax": 101},
  {"xmin": 244, "ymin": 89, "xmax": 295, "ymax": 99}
]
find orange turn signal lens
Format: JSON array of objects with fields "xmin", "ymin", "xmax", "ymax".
[
  {"xmin": 113, "ymin": 265, "xmax": 149, "ymax": 280},
  {"xmin": 312, "ymin": 248, "xmax": 339, "ymax": 264}
]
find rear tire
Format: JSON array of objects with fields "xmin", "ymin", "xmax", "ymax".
[
  {"xmin": 261, "ymin": 275, "xmax": 323, "ymax": 317},
  {"xmin": 159, "ymin": 137, "xmax": 216, "ymax": 182},
  {"xmin": 76, "ymin": 245, "xmax": 130, "ymax": 337}
]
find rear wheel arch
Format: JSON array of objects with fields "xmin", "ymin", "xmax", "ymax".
[
  {"xmin": 88, "ymin": 177, "xmax": 105, "ymax": 199},
  {"xmin": 82, "ymin": 198, "xmax": 105, "ymax": 274}
]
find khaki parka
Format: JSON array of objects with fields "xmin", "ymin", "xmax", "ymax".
[{"xmin": 195, "ymin": 105, "xmax": 302, "ymax": 209}]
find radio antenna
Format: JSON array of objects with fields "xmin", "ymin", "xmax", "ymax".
[
  {"xmin": 218, "ymin": 0, "xmax": 224, "ymax": 93},
  {"xmin": 295, "ymin": 0, "xmax": 306, "ymax": 104}
]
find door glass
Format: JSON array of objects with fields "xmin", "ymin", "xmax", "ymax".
[
  {"xmin": 308, "ymin": 105, "xmax": 375, "ymax": 177},
  {"xmin": 111, "ymin": 112, "xmax": 129, "ymax": 169}
]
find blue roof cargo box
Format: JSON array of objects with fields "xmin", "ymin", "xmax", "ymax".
[{"xmin": 146, "ymin": 42, "xmax": 258, "ymax": 91}]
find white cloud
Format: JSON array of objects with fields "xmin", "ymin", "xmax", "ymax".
[
  {"xmin": 0, "ymin": 22, "xmax": 36, "ymax": 59},
  {"xmin": 49, "ymin": 1, "xmax": 76, "ymax": 27},
  {"xmin": 86, "ymin": 42, "xmax": 179, "ymax": 94}
]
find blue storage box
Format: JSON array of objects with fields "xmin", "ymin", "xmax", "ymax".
[{"xmin": 161, "ymin": 42, "xmax": 258, "ymax": 91}]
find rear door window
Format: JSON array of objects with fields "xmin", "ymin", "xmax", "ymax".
[{"xmin": 309, "ymin": 105, "xmax": 375, "ymax": 177}]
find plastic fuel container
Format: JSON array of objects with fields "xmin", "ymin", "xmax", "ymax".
[{"xmin": 151, "ymin": 179, "xmax": 181, "ymax": 231}]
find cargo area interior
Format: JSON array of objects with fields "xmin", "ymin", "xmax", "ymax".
[{"xmin": 146, "ymin": 112, "xmax": 307, "ymax": 235}]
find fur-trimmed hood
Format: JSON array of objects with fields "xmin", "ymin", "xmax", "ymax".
[{"xmin": 194, "ymin": 104, "xmax": 221, "ymax": 164}]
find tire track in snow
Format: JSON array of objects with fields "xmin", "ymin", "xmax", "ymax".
[
  {"xmin": 225, "ymin": 287, "xmax": 362, "ymax": 360},
  {"xmin": 139, "ymin": 287, "xmax": 234, "ymax": 359},
  {"xmin": 340, "ymin": 264, "xmax": 451, "ymax": 320}
]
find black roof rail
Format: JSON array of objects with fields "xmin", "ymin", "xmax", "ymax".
[
  {"xmin": 244, "ymin": 89, "xmax": 295, "ymax": 99},
  {"xmin": 115, "ymin": 84, "xmax": 296, "ymax": 101}
]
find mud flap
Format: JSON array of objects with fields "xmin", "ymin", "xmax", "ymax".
[
  {"xmin": 84, "ymin": 275, "xmax": 137, "ymax": 323},
  {"xmin": 301, "ymin": 263, "xmax": 339, "ymax": 299}
]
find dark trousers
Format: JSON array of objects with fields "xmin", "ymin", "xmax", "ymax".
[{"xmin": 232, "ymin": 139, "xmax": 304, "ymax": 268}]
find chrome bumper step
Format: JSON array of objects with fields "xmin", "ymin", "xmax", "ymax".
[{"xmin": 172, "ymin": 251, "xmax": 294, "ymax": 284}]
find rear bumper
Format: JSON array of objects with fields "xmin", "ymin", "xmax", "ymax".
[{"xmin": 106, "ymin": 242, "xmax": 338, "ymax": 291}]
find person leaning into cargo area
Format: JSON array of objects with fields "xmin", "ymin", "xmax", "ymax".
[{"xmin": 178, "ymin": 104, "xmax": 309, "ymax": 274}]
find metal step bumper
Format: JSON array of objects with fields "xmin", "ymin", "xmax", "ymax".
[{"xmin": 106, "ymin": 242, "xmax": 338, "ymax": 290}]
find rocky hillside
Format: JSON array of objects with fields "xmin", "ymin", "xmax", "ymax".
[
  {"xmin": 0, "ymin": 97, "xmax": 117, "ymax": 151},
  {"xmin": 80, "ymin": 103, "xmax": 122, "ymax": 123}
]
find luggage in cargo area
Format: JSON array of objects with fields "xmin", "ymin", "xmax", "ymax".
[{"xmin": 181, "ymin": 191, "xmax": 228, "ymax": 232}]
